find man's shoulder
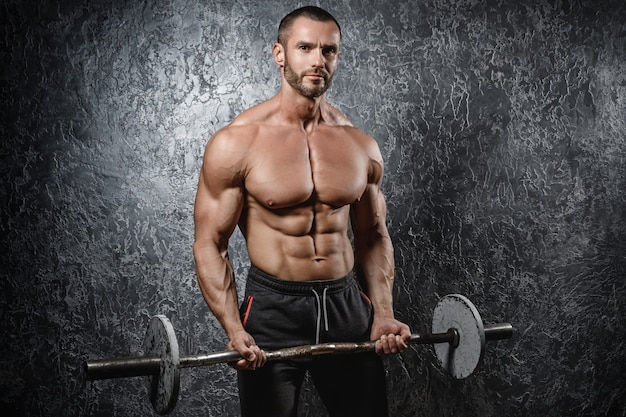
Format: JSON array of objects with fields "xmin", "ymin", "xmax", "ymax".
[
  {"xmin": 209, "ymin": 124, "xmax": 255, "ymax": 148},
  {"xmin": 210, "ymin": 103, "xmax": 270, "ymax": 143},
  {"xmin": 321, "ymin": 104, "xmax": 376, "ymax": 146},
  {"xmin": 322, "ymin": 106, "xmax": 383, "ymax": 163},
  {"xmin": 321, "ymin": 106, "xmax": 376, "ymax": 145}
]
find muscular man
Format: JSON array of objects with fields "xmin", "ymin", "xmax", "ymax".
[{"xmin": 193, "ymin": 6, "xmax": 411, "ymax": 417}]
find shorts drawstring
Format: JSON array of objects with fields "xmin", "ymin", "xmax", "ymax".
[{"xmin": 312, "ymin": 287, "xmax": 329, "ymax": 344}]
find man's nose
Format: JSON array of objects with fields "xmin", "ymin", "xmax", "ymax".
[{"xmin": 311, "ymin": 48, "xmax": 324, "ymax": 67}]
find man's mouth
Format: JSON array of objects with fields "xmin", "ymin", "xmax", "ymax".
[{"xmin": 304, "ymin": 72, "xmax": 326, "ymax": 81}]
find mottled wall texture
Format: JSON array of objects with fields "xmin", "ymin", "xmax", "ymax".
[{"xmin": 1, "ymin": 0, "xmax": 625, "ymax": 416}]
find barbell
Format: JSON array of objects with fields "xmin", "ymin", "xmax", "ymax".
[{"xmin": 85, "ymin": 294, "xmax": 513, "ymax": 415}]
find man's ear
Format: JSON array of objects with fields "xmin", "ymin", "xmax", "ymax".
[{"xmin": 273, "ymin": 42, "xmax": 284, "ymax": 67}]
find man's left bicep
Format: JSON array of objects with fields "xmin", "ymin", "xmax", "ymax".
[{"xmin": 351, "ymin": 184, "xmax": 389, "ymax": 242}]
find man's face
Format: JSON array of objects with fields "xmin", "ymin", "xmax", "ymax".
[{"xmin": 281, "ymin": 17, "xmax": 341, "ymax": 98}]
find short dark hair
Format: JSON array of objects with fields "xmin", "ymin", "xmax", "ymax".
[{"xmin": 277, "ymin": 6, "xmax": 342, "ymax": 46}]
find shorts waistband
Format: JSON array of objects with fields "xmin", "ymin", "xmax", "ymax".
[{"xmin": 247, "ymin": 265, "xmax": 355, "ymax": 295}]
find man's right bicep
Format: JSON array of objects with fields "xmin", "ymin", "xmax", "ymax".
[{"xmin": 194, "ymin": 167, "xmax": 244, "ymax": 248}]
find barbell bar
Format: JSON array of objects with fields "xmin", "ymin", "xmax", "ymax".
[{"xmin": 85, "ymin": 294, "xmax": 513, "ymax": 414}]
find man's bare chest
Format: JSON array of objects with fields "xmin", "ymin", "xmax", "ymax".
[{"xmin": 244, "ymin": 133, "xmax": 369, "ymax": 209}]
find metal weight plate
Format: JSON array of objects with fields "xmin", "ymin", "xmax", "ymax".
[
  {"xmin": 143, "ymin": 315, "xmax": 180, "ymax": 414},
  {"xmin": 432, "ymin": 294, "xmax": 486, "ymax": 379}
]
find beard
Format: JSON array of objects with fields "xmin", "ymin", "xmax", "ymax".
[{"xmin": 283, "ymin": 55, "xmax": 333, "ymax": 98}]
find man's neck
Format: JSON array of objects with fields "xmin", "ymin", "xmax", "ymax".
[{"xmin": 276, "ymin": 85, "xmax": 328, "ymax": 132}]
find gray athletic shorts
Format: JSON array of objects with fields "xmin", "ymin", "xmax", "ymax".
[{"xmin": 237, "ymin": 265, "xmax": 389, "ymax": 417}]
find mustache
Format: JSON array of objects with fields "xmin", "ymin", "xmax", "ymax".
[{"xmin": 303, "ymin": 69, "xmax": 330, "ymax": 78}]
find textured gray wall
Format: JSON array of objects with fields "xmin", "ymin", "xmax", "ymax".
[{"xmin": 1, "ymin": 0, "xmax": 625, "ymax": 416}]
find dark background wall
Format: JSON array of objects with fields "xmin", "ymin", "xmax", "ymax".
[{"xmin": 1, "ymin": 0, "xmax": 625, "ymax": 416}]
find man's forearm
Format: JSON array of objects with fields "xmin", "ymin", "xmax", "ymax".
[
  {"xmin": 355, "ymin": 233, "xmax": 396, "ymax": 319},
  {"xmin": 194, "ymin": 245, "xmax": 245, "ymax": 339}
]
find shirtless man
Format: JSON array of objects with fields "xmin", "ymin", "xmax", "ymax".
[{"xmin": 193, "ymin": 6, "xmax": 411, "ymax": 417}]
